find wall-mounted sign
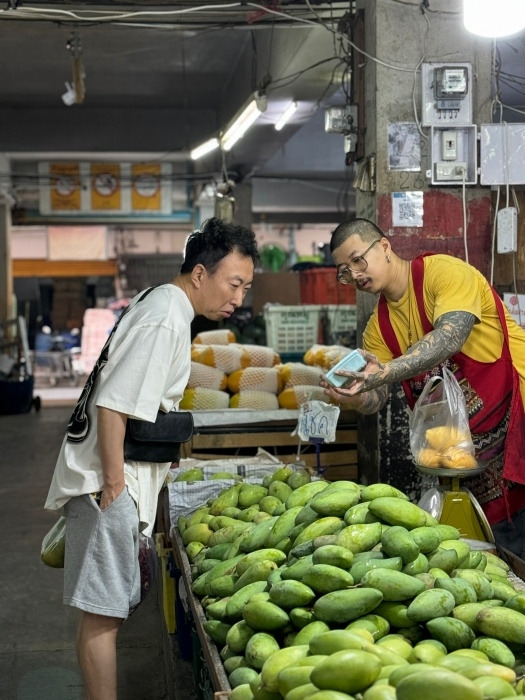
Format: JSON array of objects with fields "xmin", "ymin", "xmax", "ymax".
[
  {"xmin": 38, "ymin": 161, "xmax": 173, "ymax": 216},
  {"xmin": 91, "ymin": 163, "xmax": 121, "ymax": 211},
  {"xmin": 50, "ymin": 162, "xmax": 81, "ymax": 211},
  {"xmin": 132, "ymin": 163, "xmax": 162, "ymax": 211}
]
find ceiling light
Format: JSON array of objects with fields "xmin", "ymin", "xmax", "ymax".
[
  {"xmin": 190, "ymin": 137, "xmax": 220, "ymax": 160},
  {"xmin": 221, "ymin": 92, "xmax": 267, "ymax": 152},
  {"xmin": 274, "ymin": 101, "xmax": 298, "ymax": 131},
  {"xmin": 463, "ymin": 0, "xmax": 525, "ymax": 38}
]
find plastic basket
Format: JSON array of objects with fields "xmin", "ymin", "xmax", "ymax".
[
  {"xmin": 264, "ymin": 304, "xmax": 322, "ymax": 353},
  {"xmin": 264, "ymin": 304, "xmax": 358, "ymax": 353},
  {"xmin": 300, "ymin": 267, "xmax": 356, "ymax": 304},
  {"xmin": 326, "ymin": 304, "xmax": 357, "ymax": 334}
]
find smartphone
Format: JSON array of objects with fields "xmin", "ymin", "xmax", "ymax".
[{"xmin": 325, "ymin": 350, "xmax": 366, "ymax": 388}]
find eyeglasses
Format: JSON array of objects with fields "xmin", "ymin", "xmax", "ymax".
[{"xmin": 336, "ymin": 239, "xmax": 381, "ymax": 284}]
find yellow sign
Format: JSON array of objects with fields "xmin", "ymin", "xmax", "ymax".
[
  {"xmin": 50, "ymin": 163, "xmax": 81, "ymax": 210},
  {"xmin": 91, "ymin": 163, "xmax": 121, "ymax": 210},
  {"xmin": 131, "ymin": 163, "xmax": 161, "ymax": 210}
]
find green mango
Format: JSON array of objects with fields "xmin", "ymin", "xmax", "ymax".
[
  {"xmin": 236, "ymin": 548, "xmax": 287, "ymax": 576},
  {"xmin": 360, "ymin": 483, "xmax": 410, "ymax": 502},
  {"xmin": 313, "ymin": 588, "xmax": 384, "ymax": 624},
  {"xmin": 361, "ymin": 568, "xmax": 426, "ymax": 602},
  {"xmin": 476, "ymin": 605, "xmax": 525, "ymax": 645},
  {"xmin": 367, "ymin": 497, "xmax": 428, "ymax": 530},
  {"xmin": 409, "ymin": 526, "xmax": 441, "ymax": 554},
  {"xmin": 301, "ymin": 564, "xmax": 354, "ymax": 593},
  {"xmin": 434, "ymin": 576, "xmax": 477, "ymax": 605},
  {"xmin": 426, "ymin": 616, "xmax": 476, "ymax": 651},
  {"xmin": 233, "ymin": 560, "xmax": 278, "ymax": 592},
  {"xmin": 268, "ymin": 580, "xmax": 316, "ymax": 608},
  {"xmin": 225, "ymin": 580, "xmax": 269, "ymax": 620},
  {"xmin": 202, "ymin": 619, "xmax": 232, "ymax": 645},
  {"xmin": 350, "ymin": 557, "xmax": 403, "ymax": 585},
  {"xmin": 406, "ymin": 588, "xmax": 456, "ymax": 622},
  {"xmin": 309, "ymin": 485, "xmax": 360, "ymax": 517},
  {"xmin": 335, "ymin": 522, "xmax": 383, "ymax": 553},
  {"xmin": 264, "ymin": 507, "xmax": 303, "ymax": 549},
  {"xmin": 242, "ymin": 600, "xmax": 290, "ymax": 631},
  {"xmin": 244, "ymin": 632, "xmax": 280, "ymax": 670},
  {"xmin": 312, "ymin": 544, "xmax": 354, "ymax": 569},
  {"xmin": 344, "ymin": 501, "xmax": 381, "ymax": 525}
]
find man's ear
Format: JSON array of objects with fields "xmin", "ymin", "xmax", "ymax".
[{"xmin": 191, "ymin": 263, "xmax": 206, "ymax": 287}]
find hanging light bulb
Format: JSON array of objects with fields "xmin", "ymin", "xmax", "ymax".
[{"xmin": 463, "ymin": 0, "xmax": 525, "ymax": 38}]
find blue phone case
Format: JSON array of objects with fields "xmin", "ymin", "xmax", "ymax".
[{"xmin": 325, "ymin": 350, "xmax": 366, "ymax": 388}]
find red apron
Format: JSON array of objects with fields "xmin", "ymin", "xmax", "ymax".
[{"xmin": 377, "ymin": 254, "xmax": 525, "ymax": 487}]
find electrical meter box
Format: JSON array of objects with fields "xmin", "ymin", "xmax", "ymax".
[
  {"xmin": 421, "ymin": 62, "xmax": 473, "ymax": 127},
  {"xmin": 324, "ymin": 105, "xmax": 358, "ymax": 134}
]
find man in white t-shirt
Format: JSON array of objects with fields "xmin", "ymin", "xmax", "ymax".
[{"xmin": 45, "ymin": 217, "xmax": 259, "ymax": 700}]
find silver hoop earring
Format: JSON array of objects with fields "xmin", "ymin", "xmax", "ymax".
[{"xmin": 386, "ymin": 255, "xmax": 391, "ymax": 263}]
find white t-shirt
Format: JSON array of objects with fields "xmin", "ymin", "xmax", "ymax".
[{"xmin": 45, "ymin": 284, "xmax": 194, "ymax": 535}]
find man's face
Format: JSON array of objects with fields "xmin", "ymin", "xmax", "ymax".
[{"xmin": 198, "ymin": 250, "xmax": 254, "ymax": 321}]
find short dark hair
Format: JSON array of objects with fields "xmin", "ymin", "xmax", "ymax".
[
  {"xmin": 330, "ymin": 218, "xmax": 384, "ymax": 253},
  {"xmin": 180, "ymin": 217, "xmax": 259, "ymax": 274}
]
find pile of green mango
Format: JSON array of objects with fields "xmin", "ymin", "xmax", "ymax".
[
  {"xmin": 177, "ymin": 469, "xmax": 525, "ymax": 699},
  {"xmin": 174, "ymin": 467, "xmax": 243, "ymax": 482}
]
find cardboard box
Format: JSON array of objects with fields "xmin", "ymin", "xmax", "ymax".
[{"xmin": 252, "ymin": 271, "xmax": 301, "ymax": 316}]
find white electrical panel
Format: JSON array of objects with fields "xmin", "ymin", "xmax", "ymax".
[
  {"xmin": 497, "ymin": 207, "xmax": 518, "ymax": 254},
  {"xmin": 421, "ymin": 63, "xmax": 473, "ymax": 127},
  {"xmin": 480, "ymin": 123, "xmax": 525, "ymax": 185},
  {"xmin": 428, "ymin": 126, "xmax": 477, "ymax": 186}
]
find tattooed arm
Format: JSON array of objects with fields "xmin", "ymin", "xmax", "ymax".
[
  {"xmin": 322, "ymin": 379, "xmax": 390, "ymax": 414},
  {"xmin": 341, "ymin": 310, "xmax": 476, "ymax": 396}
]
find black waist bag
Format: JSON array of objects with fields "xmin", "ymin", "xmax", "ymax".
[{"xmin": 124, "ymin": 410, "xmax": 194, "ymax": 463}]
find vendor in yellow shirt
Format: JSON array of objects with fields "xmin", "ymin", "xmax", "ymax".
[{"xmin": 321, "ymin": 218, "xmax": 525, "ymax": 555}]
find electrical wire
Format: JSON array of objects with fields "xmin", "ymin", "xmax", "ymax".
[
  {"xmin": 461, "ymin": 166, "xmax": 468, "ymax": 264},
  {"xmin": 490, "ymin": 186, "xmax": 500, "ymax": 285},
  {"xmin": 411, "ymin": 9, "xmax": 431, "ymax": 138}
]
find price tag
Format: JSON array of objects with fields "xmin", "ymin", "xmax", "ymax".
[{"xmin": 294, "ymin": 400, "xmax": 340, "ymax": 443}]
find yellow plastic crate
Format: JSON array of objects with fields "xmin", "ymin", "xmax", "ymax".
[{"xmin": 155, "ymin": 533, "xmax": 176, "ymax": 634}]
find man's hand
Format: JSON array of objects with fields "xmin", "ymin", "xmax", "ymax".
[
  {"xmin": 320, "ymin": 351, "xmax": 390, "ymax": 414},
  {"xmin": 99, "ymin": 483, "xmax": 125, "ymax": 510}
]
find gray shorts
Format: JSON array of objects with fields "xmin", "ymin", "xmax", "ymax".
[{"xmin": 63, "ymin": 487, "xmax": 140, "ymax": 618}]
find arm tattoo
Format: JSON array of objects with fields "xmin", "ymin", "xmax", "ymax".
[
  {"xmin": 360, "ymin": 310, "xmax": 476, "ymax": 392},
  {"xmin": 358, "ymin": 385, "xmax": 390, "ymax": 414}
]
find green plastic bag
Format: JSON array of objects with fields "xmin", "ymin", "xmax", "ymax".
[{"xmin": 41, "ymin": 516, "xmax": 66, "ymax": 568}]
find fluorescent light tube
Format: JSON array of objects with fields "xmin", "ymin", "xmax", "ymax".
[
  {"xmin": 221, "ymin": 97, "xmax": 265, "ymax": 152},
  {"xmin": 275, "ymin": 101, "xmax": 297, "ymax": 131},
  {"xmin": 190, "ymin": 137, "xmax": 219, "ymax": 160},
  {"xmin": 463, "ymin": 0, "xmax": 525, "ymax": 38}
]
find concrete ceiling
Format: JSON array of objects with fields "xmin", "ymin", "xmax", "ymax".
[{"xmin": 0, "ymin": 1, "xmax": 524, "ymax": 224}]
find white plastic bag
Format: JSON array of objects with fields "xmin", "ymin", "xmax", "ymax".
[
  {"xmin": 41, "ymin": 516, "xmax": 66, "ymax": 568},
  {"xmin": 409, "ymin": 367, "xmax": 477, "ymax": 470}
]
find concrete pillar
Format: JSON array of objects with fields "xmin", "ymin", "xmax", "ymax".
[
  {"xmin": 354, "ymin": 0, "xmax": 493, "ymax": 496},
  {"xmin": 232, "ymin": 182, "xmax": 253, "ymax": 229},
  {"xmin": 0, "ymin": 202, "xmax": 12, "ymax": 322}
]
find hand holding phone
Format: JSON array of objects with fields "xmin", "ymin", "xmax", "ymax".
[{"xmin": 324, "ymin": 350, "xmax": 367, "ymax": 388}]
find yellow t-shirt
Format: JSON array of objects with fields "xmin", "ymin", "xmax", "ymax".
[{"xmin": 363, "ymin": 254, "xmax": 525, "ymax": 404}]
